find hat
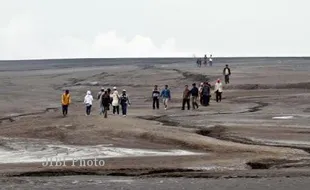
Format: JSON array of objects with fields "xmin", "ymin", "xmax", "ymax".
[
  {"xmin": 122, "ymin": 89, "xmax": 126, "ymax": 92},
  {"xmin": 101, "ymin": 87, "xmax": 105, "ymax": 90},
  {"xmin": 113, "ymin": 86, "xmax": 117, "ymax": 90}
]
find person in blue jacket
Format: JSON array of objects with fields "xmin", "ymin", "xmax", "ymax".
[{"xmin": 160, "ymin": 85, "xmax": 171, "ymax": 110}]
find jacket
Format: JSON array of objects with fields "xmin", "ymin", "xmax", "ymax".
[
  {"xmin": 160, "ymin": 89, "xmax": 171, "ymax": 99},
  {"xmin": 120, "ymin": 94, "xmax": 130, "ymax": 105},
  {"xmin": 202, "ymin": 86, "xmax": 210, "ymax": 96},
  {"xmin": 61, "ymin": 93, "xmax": 71, "ymax": 105},
  {"xmin": 152, "ymin": 90, "xmax": 160, "ymax": 98},
  {"xmin": 84, "ymin": 91, "xmax": 93, "ymax": 105},
  {"xmin": 183, "ymin": 89, "xmax": 191, "ymax": 99},
  {"xmin": 101, "ymin": 93, "xmax": 111, "ymax": 107},
  {"xmin": 214, "ymin": 82, "xmax": 223, "ymax": 93},
  {"xmin": 111, "ymin": 91, "xmax": 120, "ymax": 106},
  {"xmin": 190, "ymin": 87, "xmax": 199, "ymax": 97},
  {"xmin": 223, "ymin": 67, "xmax": 231, "ymax": 76}
]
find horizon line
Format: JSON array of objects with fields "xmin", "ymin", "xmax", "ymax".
[{"xmin": 1, "ymin": 56, "xmax": 310, "ymax": 62}]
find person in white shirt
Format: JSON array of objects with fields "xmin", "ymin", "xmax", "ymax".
[
  {"xmin": 214, "ymin": 79, "xmax": 223, "ymax": 102},
  {"xmin": 84, "ymin": 90, "xmax": 94, "ymax": 115},
  {"xmin": 111, "ymin": 86, "xmax": 120, "ymax": 114},
  {"xmin": 209, "ymin": 54, "xmax": 213, "ymax": 66}
]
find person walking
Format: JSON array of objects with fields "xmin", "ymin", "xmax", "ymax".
[
  {"xmin": 97, "ymin": 87, "xmax": 104, "ymax": 100},
  {"xmin": 214, "ymin": 79, "xmax": 223, "ymax": 102},
  {"xmin": 198, "ymin": 82, "xmax": 204, "ymax": 105},
  {"xmin": 107, "ymin": 88, "xmax": 112, "ymax": 111},
  {"xmin": 152, "ymin": 85, "xmax": 160, "ymax": 109},
  {"xmin": 101, "ymin": 91, "xmax": 110, "ymax": 118},
  {"xmin": 203, "ymin": 55, "xmax": 208, "ymax": 67},
  {"xmin": 223, "ymin": 64, "xmax": 231, "ymax": 84},
  {"xmin": 120, "ymin": 89, "xmax": 131, "ymax": 117},
  {"xmin": 98, "ymin": 88, "xmax": 105, "ymax": 115},
  {"xmin": 61, "ymin": 89, "xmax": 71, "ymax": 117},
  {"xmin": 182, "ymin": 85, "xmax": 191, "ymax": 110},
  {"xmin": 84, "ymin": 90, "xmax": 93, "ymax": 116},
  {"xmin": 209, "ymin": 54, "xmax": 213, "ymax": 66},
  {"xmin": 111, "ymin": 87, "xmax": 120, "ymax": 114},
  {"xmin": 202, "ymin": 82, "xmax": 211, "ymax": 106},
  {"xmin": 160, "ymin": 85, "xmax": 171, "ymax": 110},
  {"xmin": 190, "ymin": 83, "xmax": 199, "ymax": 109}
]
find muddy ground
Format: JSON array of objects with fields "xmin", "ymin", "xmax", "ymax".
[{"xmin": 0, "ymin": 58, "xmax": 310, "ymax": 180}]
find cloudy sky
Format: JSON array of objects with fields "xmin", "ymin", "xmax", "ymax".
[{"xmin": 0, "ymin": 0, "xmax": 309, "ymax": 59}]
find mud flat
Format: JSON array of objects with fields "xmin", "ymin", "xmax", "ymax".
[{"xmin": 0, "ymin": 58, "xmax": 310, "ymax": 181}]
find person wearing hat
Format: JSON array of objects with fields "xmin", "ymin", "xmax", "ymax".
[
  {"xmin": 61, "ymin": 89, "xmax": 71, "ymax": 117},
  {"xmin": 111, "ymin": 87, "xmax": 120, "ymax": 114},
  {"xmin": 214, "ymin": 79, "xmax": 223, "ymax": 102},
  {"xmin": 120, "ymin": 89, "xmax": 131, "ymax": 117}
]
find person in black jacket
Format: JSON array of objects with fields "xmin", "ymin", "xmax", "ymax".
[
  {"xmin": 202, "ymin": 82, "xmax": 211, "ymax": 106},
  {"xmin": 101, "ymin": 91, "xmax": 111, "ymax": 118},
  {"xmin": 223, "ymin": 65, "xmax": 231, "ymax": 84},
  {"xmin": 152, "ymin": 85, "xmax": 160, "ymax": 109},
  {"xmin": 190, "ymin": 83, "xmax": 199, "ymax": 109}
]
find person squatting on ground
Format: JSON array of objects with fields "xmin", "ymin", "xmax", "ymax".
[
  {"xmin": 190, "ymin": 83, "xmax": 199, "ymax": 109},
  {"xmin": 223, "ymin": 64, "xmax": 231, "ymax": 84},
  {"xmin": 84, "ymin": 90, "xmax": 93, "ymax": 116},
  {"xmin": 152, "ymin": 85, "xmax": 160, "ymax": 109},
  {"xmin": 182, "ymin": 85, "xmax": 191, "ymax": 110},
  {"xmin": 61, "ymin": 89, "xmax": 71, "ymax": 117},
  {"xmin": 111, "ymin": 87, "xmax": 120, "ymax": 114},
  {"xmin": 101, "ymin": 90, "xmax": 111, "ymax": 118},
  {"xmin": 160, "ymin": 85, "xmax": 171, "ymax": 110},
  {"xmin": 120, "ymin": 89, "xmax": 131, "ymax": 117},
  {"xmin": 202, "ymin": 82, "xmax": 211, "ymax": 106},
  {"xmin": 214, "ymin": 79, "xmax": 223, "ymax": 102}
]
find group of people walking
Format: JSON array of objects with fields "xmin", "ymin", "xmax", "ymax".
[
  {"xmin": 196, "ymin": 54, "xmax": 213, "ymax": 67},
  {"xmin": 60, "ymin": 87, "xmax": 130, "ymax": 118},
  {"xmin": 60, "ymin": 64, "xmax": 232, "ymax": 117},
  {"xmin": 97, "ymin": 87, "xmax": 131, "ymax": 118}
]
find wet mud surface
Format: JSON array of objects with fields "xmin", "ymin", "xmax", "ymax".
[{"xmin": 0, "ymin": 58, "xmax": 310, "ymax": 185}]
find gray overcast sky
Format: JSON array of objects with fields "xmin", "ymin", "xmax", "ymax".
[{"xmin": 0, "ymin": 0, "xmax": 309, "ymax": 59}]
